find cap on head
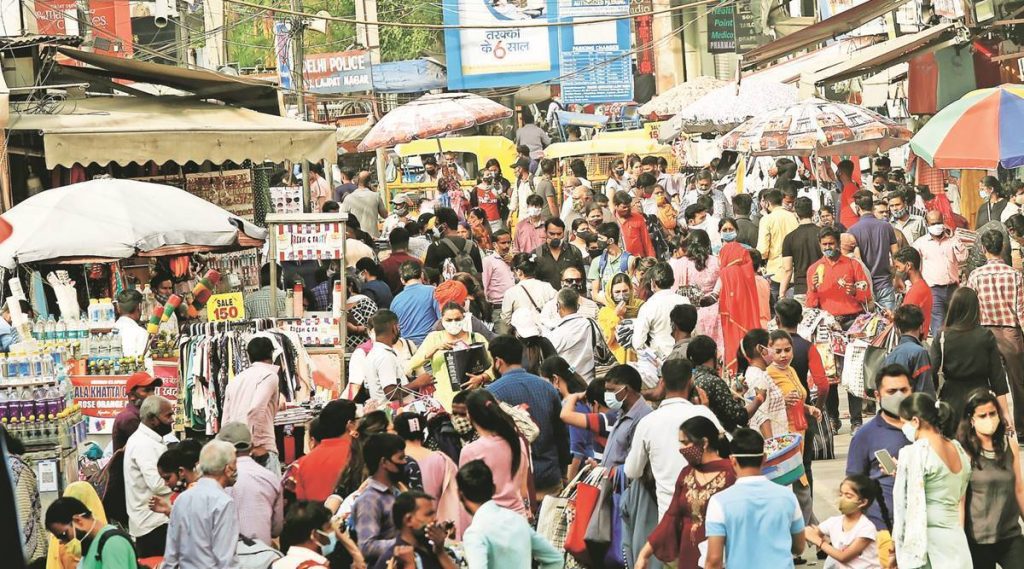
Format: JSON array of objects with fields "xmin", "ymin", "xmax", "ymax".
[
  {"xmin": 511, "ymin": 157, "xmax": 531, "ymax": 171},
  {"xmin": 126, "ymin": 372, "xmax": 161, "ymax": 393},
  {"xmin": 216, "ymin": 422, "xmax": 253, "ymax": 452}
]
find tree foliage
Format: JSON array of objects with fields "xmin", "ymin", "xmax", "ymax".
[{"xmin": 225, "ymin": 0, "xmax": 441, "ymax": 70}]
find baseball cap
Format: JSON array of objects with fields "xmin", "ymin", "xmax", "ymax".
[
  {"xmin": 216, "ymin": 422, "xmax": 252, "ymax": 451},
  {"xmin": 510, "ymin": 157, "xmax": 531, "ymax": 171},
  {"xmin": 126, "ymin": 372, "xmax": 162, "ymax": 393},
  {"xmin": 390, "ymin": 192, "xmax": 407, "ymax": 204}
]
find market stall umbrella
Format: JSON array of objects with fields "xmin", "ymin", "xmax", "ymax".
[
  {"xmin": 659, "ymin": 79, "xmax": 799, "ymax": 140},
  {"xmin": 720, "ymin": 98, "xmax": 912, "ymax": 156},
  {"xmin": 909, "ymin": 84, "xmax": 1024, "ymax": 169},
  {"xmin": 637, "ymin": 75, "xmax": 728, "ymax": 118},
  {"xmin": 0, "ymin": 179, "xmax": 267, "ymax": 269},
  {"xmin": 357, "ymin": 92, "xmax": 513, "ymax": 152}
]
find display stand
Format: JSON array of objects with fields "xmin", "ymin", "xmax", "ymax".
[{"xmin": 265, "ymin": 214, "xmax": 348, "ymax": 391}]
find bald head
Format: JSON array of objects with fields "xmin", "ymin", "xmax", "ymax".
[
  {"xmin": 841, "ymin": 233, "xmax": 857, "ymax": 254},
  {"xmin": 925, "ymin": 210, "xmax": 943, "ymax": 225}
]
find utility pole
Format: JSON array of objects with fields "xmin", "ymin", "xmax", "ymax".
[
  {"xmin": 357, "ymin": 0, "xmax": 387, "ymax": 197},
  {"xmin": 290, "ymin": 0, "xmax": 310, "ymax": 211}
]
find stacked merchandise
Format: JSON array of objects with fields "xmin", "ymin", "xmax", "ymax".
[{"xmin": 177, "ymin": 319, "xmax": 313, "ymax": 435}]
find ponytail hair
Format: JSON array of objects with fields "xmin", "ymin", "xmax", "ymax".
[
  {"xmin": 512, "ymin": 253, "xmax": 539, "ymax": 278},
  {"xmin": 899, "ymin": 392, "xmax": 957, "ymax": 438},
  {"xmin": 539, "ymin": 356, "xmax": 587, "ymax": 394},
  {"xmin": 466, "ymin": 390, "xmax": 522, "ymax": 476},
  {"xmin": 679, "ymin": 416, "xmax": 730, "ymax": 458},
  {"xmin": 843, "ymin": 474, "xmax": 891, "ymax": 531}
]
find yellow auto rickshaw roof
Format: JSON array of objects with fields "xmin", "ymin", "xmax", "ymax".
[
  {"xmin": 544, "ymin": 133, "xmax": 672, "ymax": 159},
  {"xmin": 394, "ymin": 136, "xmax": 518, "ymax": 163}
]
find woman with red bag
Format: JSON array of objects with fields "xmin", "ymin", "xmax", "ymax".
[{"xmin": 634, "ymin": 416, "xmax": 735, "ymax": 569}]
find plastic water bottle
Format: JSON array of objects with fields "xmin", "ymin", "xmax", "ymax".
[
  {"xmin": 5, "ymin": 353, "xmax": 18, "ymax": 379},
  {"xmin": 110, "ymin": 329, "xmax": 122, "ymax": 358},
  {"xmin": 29, "ymin": 352, "xmax": 43, "ymax": 378},
  {"xmin": 33, "ymin": 317, "xmax": 45, "ymax": 342},
  {"xmin": 103, "ymin": 298, "xmax": 116, "ymax": 327},
  {"xmin": 44, "ymin": 315, "xmax": 56, "ymax": 342},
  {"xmin": 88, "ymin": 299, "xmax": 100, "ymax": 330},
  {"xmin": 15, "ymin": 351, "xmax": 29, "ymax": 378},
  {"xmin": 55, "ymin": 318, "xmax": 66, "ymax": 343}
]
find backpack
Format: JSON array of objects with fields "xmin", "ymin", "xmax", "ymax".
[
  {"xmin": 597, "ymin": 250, "xmax": 632, "ymax": 277},
  {"xmin": 441, "ymin": 237, "xmax": 480, "ymax": 280},
  {"xmin": 236, "ymin": 534, "xmax": 284, "ymax": 569},
  {"xmin": 94, "ymin": 527, "xmax": 145, "ymax": 569}
]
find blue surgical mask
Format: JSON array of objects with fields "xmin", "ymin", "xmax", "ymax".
[
  {"xmin": 823, "ymin": 248, "xmax": 840, "ymax": 260},
  {"xmin": 604, "ymin": 387, "xmax": 625, "ymax": 410},
  {"xmin": 721, "ymin": 231, "xmax": 737, "ymax": 242},
  {"xmin": 317, "ymin": 529, "xmax": 338, "ymax": 556}
]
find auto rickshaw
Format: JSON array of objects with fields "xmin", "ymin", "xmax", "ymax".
[
  {"xmin": 543, "ymin": 130, "xmax": 675, "ymax": 198},
  {"xmin": 384, "ymin": 136, "xmax": 519, "ymax": 205}
]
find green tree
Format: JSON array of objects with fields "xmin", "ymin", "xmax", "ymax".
[{"xmin": 225, "ymin": 0, "xmax": 440, "ymax": 70}]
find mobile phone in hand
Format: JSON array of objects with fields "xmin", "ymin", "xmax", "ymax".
[{"xmin": 875, "ymin": 449, "xmax": 897, "ymax": 474}]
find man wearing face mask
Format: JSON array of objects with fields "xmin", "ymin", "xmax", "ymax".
[
  {"xmin": 888, "ymin": 190, "xmax": 925, "ymax": 244},
  {"xmin": 373, "ymin": 491, "xmax": 458, "ymax": 569},
  {"xmin": 912, "ymin": 210, "xmax": 967, "ymax": 337},
  {"xmin": 600, "ymin": 364, "xmax": 653, "ymax": 468},
  {"xmin": 380, "ymin": 193, "xmax": 413, "ymax": 239},
  {"xmin": 541, "ymin": 266, "xmax": 598, "ymax": 327},
  {"xmin": 218, "ymin": 422, "xmax": 284, "ymax": 546},
  {"xmin": 123, "ymin": 395, "xmax": 175, "ymax": 557},
  {"xmin": 352, "ymin": 433, "xmax": 408, "ymax": 566},
  {"xmin": 757, "ymin": 188, "xmax": 799, "ymax": 308},
  {"xmin": 533, "ymin": 217, "xmax": 585, "ymax": 290},
  {"xmin": 512, "ymin": 194, "xmax": 547, "ymax": 254},
  {"xmin": 164, "ymin": 440, "xmax": 241, "ymax": 569},
  {"xmin": 46, "ymin": 497, "xmax": 138, "ymax": 569},
  {"xmin": 112, "ymin": 372, "xmax": 162, "ymax": 453},
  {"xmin": 845, "ymin": 365, "xmax": 912, "ymax": 557},
  {"xmin": 779, "ymin": 197, "xmax": 823, "ymax": 301},
  {"xmin": 273, "ymin": 502, "xmax": 342, "ymax": 569},
  {"xmin": 546, "ymin": 287, "xmax": 598, "ymax": 383},
  {"xmin": 805, "ymin": 226, "xmax": 871, "ymax": 325}
]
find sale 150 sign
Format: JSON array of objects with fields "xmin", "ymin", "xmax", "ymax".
[{"xmin": 208, "ymin": 293, "xmax": 246, "ymax": 322}]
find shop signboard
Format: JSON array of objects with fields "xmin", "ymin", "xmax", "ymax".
[
  {"xmin": 302, "ymin": 50, "xmax": 372, "ymax": 94},
  {"xmin": 275, "ymin": 222, "xmax": 346, "ymax": 262},
  {"xmin": 86, "ymin": 0, "xmax": 133, "ymax": 58},
  {"xmin": 444, "ymin": 0, "xmax": 561, "ymax": 89},
  {"xmin": 559, "ymin": 17, "xmax": 633, "ymax": 104},
  {"xmin": 71, "ymin": 375, "xmax": 129, "ymax": 418},
  {"xmin": 207, "ymin": 293, "xmax": 246, "ymax": 322},
  {"xmin": 33, "ymin": 0, "xmax": 78, "ymax": 35},
  {"xmin": 560, "ymin": 0, "xmax": 629, "ymax": 16},
  {"xmin": 632, "ymin": 0, "xmax": 655, "ymax": 75},
  {"xmin": 707, "ymin": 4, "xmax": 763, "ymax": 54}
]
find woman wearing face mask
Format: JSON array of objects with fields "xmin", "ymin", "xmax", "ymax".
[
  {"xmin": 344, "ymin": 274, "xmax": 378, "ymax": 352},
  {"xmin": 407, "ymin": 302, "xmax": 493, "ymax": 410},
  {"xmin": 635, "ymin": 416, "xmax": 735, "ymax": 569},
  {"xmin": 459, "ymin": 389, "xmax": 531, "ymax": 518},
  {"xmin": 892, "ymin": 392, "xmax": 972, "ymax": 569},
  {"xmin": 674, "ymin": 230, "xmax": 724, "ymax": 347},
  {"xmin": 718, "ymin": 239, "xmax": 761, "ymax": 374},
  {"xmin": 354, "ymin": 257, "xmax": 393, "ymax": 310},
  {"xmin": 45, "ymin": 482, "xmax": 107, "ymax": 569},
  {"xmin": 5, "ymin": 425, "xmax": 46, "ymax": 563},
  {"xmin": 930, "ymin": 287, "xmax": 1011, "ymax": 427},
  {"xmin": 150, "ymin": 439, "xmax": 202, "ymax": 515},
  {"xmin": 956, "ymin": 389, "xmax": 1024, "ymax": 569},
  {"xmin": 597, "ymin": 273, "xmax": 644, "ymax": 364},
  {"xmin": 606, "ymin": 159, "xmax": 628, "ymax": 196}
]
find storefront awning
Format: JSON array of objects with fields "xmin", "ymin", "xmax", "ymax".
[
  {"xmin": 744, "ymin": 37, "xmax": 879, "ymax": 84},
  {"xmin": 802, "ymin": 23, "xmax": 958, "ymax": 88},
  {"xmin": 56, "ymin": 47, "xmax": 280, "ymax": 114},
  {"xmin": 8, "ymin": 96, "xmax": 337, "ymax": 169},
  {"xmin": 741, "ymin": 0, "xmax": 912, "ymax": 70}
]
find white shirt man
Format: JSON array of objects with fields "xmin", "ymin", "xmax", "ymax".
[
  {"xmin": 115, "ymin": 315, "xmax": 149, "ymax": 358},
  {"xmin": 548, "ymin": 308, "xmax": 597, "ymax": 383},
  {"xmin": 624, "ymin": 394, "xmax": 722, "ymax": 517},
  {"xmin": 363, "ymin": 340, "xmax": 407, "ymax": 403},
  {"xmin": 124, "ymin": 421, "xmax": 172, "ymax": 539},
  {"xmin": 631, "ymin": 280, "xmax": 690, "ymax": 359}
]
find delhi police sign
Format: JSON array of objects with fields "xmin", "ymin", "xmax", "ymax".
[{"xmin": 302, "ymin": 50, "xmax": 373, "ymax": 94}]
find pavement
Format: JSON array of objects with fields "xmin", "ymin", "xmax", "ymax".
[{"xmin": 804, "ymin": 393, "xmax": 859, "ymax": 566}]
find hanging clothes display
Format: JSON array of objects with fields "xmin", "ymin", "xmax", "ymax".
[{"xmin": 177, "ymin": 319, "xmax": 312, "ymax": 435}]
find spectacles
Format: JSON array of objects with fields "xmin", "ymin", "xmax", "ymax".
[{"xmin": 563, "ymin": 278, "xmax": 583, "ymax": 285}]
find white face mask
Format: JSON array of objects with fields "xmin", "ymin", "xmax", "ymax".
[
  {"xmin": 443, "ymin": 319, "xmax": 465, "ymax": 336},
  {"xmin": 526, "ymin": 206, "xmax": 542, "ymax": 218},
  {"xmin": 928, "ymin": 224, "xmax": 945, "ymax": 237}
]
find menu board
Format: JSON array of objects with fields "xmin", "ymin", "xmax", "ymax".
[{"xmin": 275, "ymin": 222, "xmax": 345, "ymax": 262}]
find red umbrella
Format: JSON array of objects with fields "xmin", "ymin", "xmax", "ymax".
[{"xmin": 357, "ymin": 92, "xmax": 513, "ymax": 152}]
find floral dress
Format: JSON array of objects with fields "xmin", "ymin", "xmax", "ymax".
[{"xmin": 675, "ymin": 255, "xmax": 723, "ymax": 347}]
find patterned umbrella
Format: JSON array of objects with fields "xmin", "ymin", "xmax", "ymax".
[
  {"xmin": 357, "ymin": 92, "xmax": 513, "ymax": 152},
  {"xmin": 909, "ymin": 84, "xmax": 1024, "ymax": 169},
  {"xmin": 720, "ymin": 98, "xmax": 912, "ymax": 156},
  {"xmin": 659, "ymin": 79, "xmax": 799, "ymax": 139}
]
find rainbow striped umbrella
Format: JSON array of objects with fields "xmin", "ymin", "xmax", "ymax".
[{"xmin": 910, "ymin": 84, "xmax": 1024, "ymax": 169}]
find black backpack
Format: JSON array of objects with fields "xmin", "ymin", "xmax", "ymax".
[
  {"xmin": 94, "ymin": 526, "xmax": 145, "ymax": 569},
  {"xmin": 441, "ymin": 238, "xmax": 480, "ymax": 278}
]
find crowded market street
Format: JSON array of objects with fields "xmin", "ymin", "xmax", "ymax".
[{"xmin": 5, "ymin": 1, "xmax": 1024, "ymax": 568}]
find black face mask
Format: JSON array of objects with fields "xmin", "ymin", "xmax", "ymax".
[
  {"xmin": 154, "ymin": 421, "xmax": 173, "ymax": 436},
  {"xmin": 253, "ymin": 453, "xmax": 271, "ymax": 467},
  {"xmin": 388, "ymin": 461, "xmax": 407, "ymax": 485}
]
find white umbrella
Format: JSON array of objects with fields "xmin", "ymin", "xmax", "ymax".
[
  {"xmin": 0, "ymin": 179, "xmax": 267, "ymax": 269},
  {"xmin": 659, "ymin": 79, "xmax": 800, "ymax": 140},
  {"xmin": 638, "ymin": 75, "xmax": 728, "ymax": 118}
]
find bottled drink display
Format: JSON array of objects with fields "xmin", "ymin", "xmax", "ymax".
[{"xmin": 0, "ymin": 345, "xmax": 84, "ymax": 448}]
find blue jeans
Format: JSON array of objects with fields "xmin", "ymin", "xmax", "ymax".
[
  {"xmin": 930, "ymin": 284, "xmax": 956, "ymax": 337},
  {"xmin": 875, "ymin": 283, "xmax": 897, "ymax": 311}
]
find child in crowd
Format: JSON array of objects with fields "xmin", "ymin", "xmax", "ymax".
[{"xmin": 805, "ymin": 474, "xmax": 882, "ymax": 568}]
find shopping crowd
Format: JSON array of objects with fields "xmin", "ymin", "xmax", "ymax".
[{"xmin": 11, "ymin": 149, "xmax": 1024, "ymax": 569}]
